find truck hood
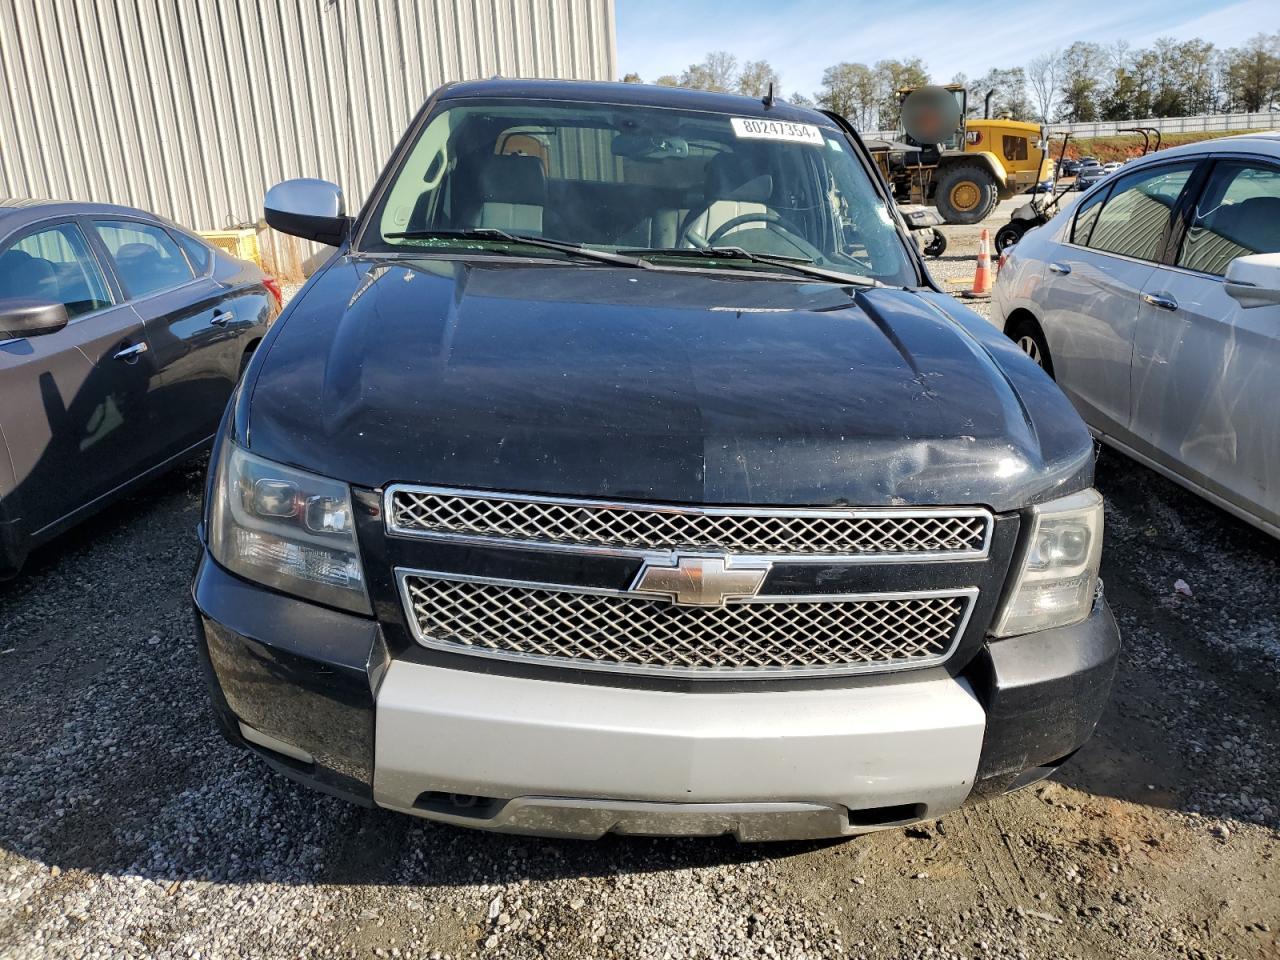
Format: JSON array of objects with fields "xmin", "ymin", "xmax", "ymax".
[{"xmin": 243, "ymin": 256, "xmax": 1092, "ymax": 510}]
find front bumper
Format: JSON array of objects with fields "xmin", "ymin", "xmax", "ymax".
[
  {"xmin": 374, "ymin": 659, "xmax": 985, "ymax": 840},
  {"xmin": 193, "ymin": 553, "xmax": 1120, "ymax": 840}
]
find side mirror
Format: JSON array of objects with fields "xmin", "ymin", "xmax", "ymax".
[
  {"xmin": 1224, "ymin": 252, "xmax": 1280, "ymax": 309},
  {"xmin": 0, "ymin": 299, "xmax": 69, "ymax": 340},
  {"xmin": 264, "ymin": 178, "xmax": 349, "ymax": 246}
]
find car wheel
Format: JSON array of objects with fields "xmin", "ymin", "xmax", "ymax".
[
  {"xmin": 994, "ymin": 222, "xmax": 1026, "ymax": 254},
  {"xmin": 934, "ymin": 164, "xmax": 998, "ymax": 225},
  {"xmin": 1009, "ymin": 319, "xmax": 1053, "ymax": 376}
]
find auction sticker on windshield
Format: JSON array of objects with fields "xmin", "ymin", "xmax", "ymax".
[{"xmin": 730, "ymin": 117, "xmax": 824, "ymax": 145}]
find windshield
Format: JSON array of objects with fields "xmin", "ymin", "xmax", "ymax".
[{"xmin": 361, "ymin": 97, "xmax": 918, "ymax": 286}]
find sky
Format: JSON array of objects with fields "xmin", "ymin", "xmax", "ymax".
[{"xmin": 615, "ymin": 0, "xmax": 1276, "ymax": 99}]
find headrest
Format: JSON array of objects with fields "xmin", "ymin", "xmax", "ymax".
[
  {"xmin": 478, "ymin": 154, "xmax": 546, "ymax": 205},
  {"xmin": 706, "ymin": 151, "xmax": 774, "ymax": 204},
  {"xmin": 116, "ymin": 242, "xmax": 162, "ymax": 262},
  {"xmin": 1216, "ymin": 196, "xmax": 1280, "ymax": 254},
  {"xmin": 0, "ymin": 250, "xmax": 58, "ymax": 300}
]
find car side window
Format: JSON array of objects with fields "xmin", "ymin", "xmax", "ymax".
[
  {"xmin": 1071, "ymin": 188, "xmax": 1109, "ymax": 246},
  {"xmin": 1177, "ymin": 161, "xmax": 1280, "ymax": 276},
  {"xmin": 173, "ymin": 230, "xmax": 213, "ymax": 274},
  {"xmin": 94, "ymin": 220, "xmax": 194, "ymax": 298},
  {"xmin": 1081, "ymin": 163, "xmax": 1196, "ymax": 262},
  {"xmin": 0, "ymin": 222, "xmax": 113, "ymax": 318}
]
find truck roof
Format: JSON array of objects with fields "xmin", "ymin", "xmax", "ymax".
[{"xmin": 436, "ymin": 77, "xmax": 834, "ymax": 126}]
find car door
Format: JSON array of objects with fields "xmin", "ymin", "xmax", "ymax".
[
  {"xmin": 0, "ymin": 219, "xmax": 154, "ymax": 535},
  {"xmin": 1036, "ymin": 161, "xmax": 1198, "ymax": 438},
  {"xmin": 90, "ymin": 218, "xmax": 246, "ymax": 464},
  {"xmin": 1131, "ymin": 157, "xmax": 1280, "ymax": 527}
]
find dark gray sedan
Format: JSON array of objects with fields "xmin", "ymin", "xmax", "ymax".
[
  {"xmin": 0, "ymin": 199, "xmax": 278, "ymax": 577},
  {"xmin": 1074, "ymin": 162, "xmax": 1107, "ymax": 190}
]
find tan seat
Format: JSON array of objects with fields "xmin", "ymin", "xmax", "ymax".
[
  {"xmin": 466, "ymin": 154, "xmax": 547, "ymax": 235},
  {"xmin": 683, "ymin": 151, "xmax": 774, "ymax": 243}
]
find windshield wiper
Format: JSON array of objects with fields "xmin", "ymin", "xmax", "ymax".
[
  {"xmin": 379, "ymin": 230, "xmax": 880, "ymax": 286},
  {"xmin": 622, "ymin": 246, "xmax": 883, "ymax": 288},
  {"xmin": 380, "ymin": 228, "xmax": 653, "ymax": 270}
]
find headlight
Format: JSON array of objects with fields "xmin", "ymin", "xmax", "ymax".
[
  {"xmin": 991, "ymin": 489, "xmax": 1103, "ymax": 637},
  {"xmin": 208, "ymin": 440, "xmax": 371, "ymax": 614}
]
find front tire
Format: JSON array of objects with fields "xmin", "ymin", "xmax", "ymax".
[{"xmin": 935, "ymin": 164, "xmax": 998, "ymax": 225}]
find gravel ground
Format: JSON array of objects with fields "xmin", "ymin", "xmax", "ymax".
[
  {"xmin": 922, "ymin": 198, "xmax": 1025, "ymax": 301},
  {"xmin": 2, "ymin": 205, "xmax": 1278, "ymax": 960}
]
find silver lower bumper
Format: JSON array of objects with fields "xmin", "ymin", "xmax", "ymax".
[
  {"xmin": 409, "ymin": 797, "xmax": 880, "ymax": 842},
  {"xmin": 373, "ymin": 663, "xmax": 986, "ymax": 840}
]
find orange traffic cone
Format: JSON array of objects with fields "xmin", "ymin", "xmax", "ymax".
[{"xmin": 967, "ymin": 229, "xmax": 993, "ymax": 297}]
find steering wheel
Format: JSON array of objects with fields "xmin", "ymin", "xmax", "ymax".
[
  {"xmin": 679, "ymin": 209, "xmax": 820, "ymax": 258},
  {"xmin": 707, "ymin": 211, "xmax": 806, "ymax": 246}
]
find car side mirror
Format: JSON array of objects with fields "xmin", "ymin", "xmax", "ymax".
[
  {"xmin": 264, "ymin": 178, "xmax": 349, "ymax": 246},
  {"xmin": 0, "ymin": 299, "xmax": 69, "ymax": 340},
  {"xmin": 1224, "ymin": 252, "xmax": 1280, "ymax": 309}
]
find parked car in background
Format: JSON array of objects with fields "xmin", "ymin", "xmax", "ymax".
[
  {"xmin": 0, "ymin": 200, "xmax": 280, "ymax": 577},
  {"xmin": 993, "ymin": 133, "xmax": 1280, "ymax": 538},
  {"xmin": 193, "ymin": 79, "xmax": 1118, "ymax": 843},
  {"xmin": 1101, "ymin": 161, "xmax": 1123, "ymax": 174},
  {"xmin": 1058, "ymin": 158, "xmax": 1081, "ymax": 177},
  {"xmin": 1074, "ymin": 161, "xmax": 1107, "ymax": 190}
]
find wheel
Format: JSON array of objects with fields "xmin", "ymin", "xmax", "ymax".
[
  {"xmin": 922, "ymin": 230, "xmax": 947, "ymax": 257},
  {"xmin": 704, "ymin": 211, "xmax": 809, "ymax": 249},
  {"xmin": 1008, "ymin": 318, "xmax": 1053, "ymax": 376},
  {"xmin": 678, "ymin": 209, "xmax": 816, "ymax": 258},
  {"xmin": 934, "ymin": 164, "xmax": 998, "ymax": 225},
  {"xmin": 994, "ymin": 222, "xmax": 1027, "ymax": 254}
]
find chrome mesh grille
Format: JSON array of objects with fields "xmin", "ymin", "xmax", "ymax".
[
  {"xmin": 401, "ymin": 575, "xmax": 971, "ymax": 677},
  {"xmin": 388, "ymin": 488, "xmax": 989, "ymax": 557}
]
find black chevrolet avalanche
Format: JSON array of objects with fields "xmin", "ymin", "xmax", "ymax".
[{"xmin": 192, "ymin": 79, "xmax": 1119, "ymax": 841}]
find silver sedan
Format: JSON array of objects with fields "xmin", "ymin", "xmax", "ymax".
[{"xmin": 992, "ymin": 133, "xmax": 1280, "ymax": 538}]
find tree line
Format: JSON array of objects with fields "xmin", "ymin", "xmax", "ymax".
[{"xmin": 622, "ymin": 33, "xmax": 1280, "ymax": 129}]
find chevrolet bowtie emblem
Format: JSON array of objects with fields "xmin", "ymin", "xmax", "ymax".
[{"xmin": 631, "ymin": 555, "xmax": 772, "ymax": 607}]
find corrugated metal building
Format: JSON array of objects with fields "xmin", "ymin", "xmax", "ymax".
[{"xmin": 0, "ymin": 0, "xmax": 617, "ymax": 276}]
